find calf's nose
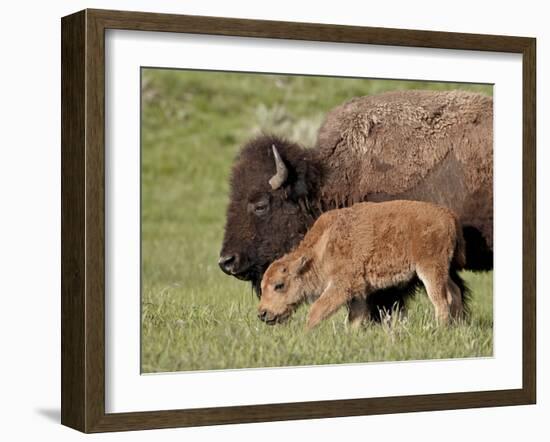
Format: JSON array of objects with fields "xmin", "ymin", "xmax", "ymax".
[{"xmin": 257, "ymin": 309, "xmax": 268, "ymax": 322}]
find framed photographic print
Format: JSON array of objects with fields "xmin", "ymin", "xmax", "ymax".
[{"xmin": 61, "ymin": 9, "xmax": 536, "ymax": 433}]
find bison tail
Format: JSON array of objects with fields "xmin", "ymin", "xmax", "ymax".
[
  {"xmin": 450, "ymin": 216, "xmax": 470, "ymax": 318},
  {"xmin": 449, "ymin": 267, "xmax": 471, "ymax": 318},
  {"xmin": 452, "ymin": 218, "xmax": 467, "ymax": 270}
]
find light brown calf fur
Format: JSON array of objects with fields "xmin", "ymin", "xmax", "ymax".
[{"xmin": 258, "ymin": 200, "xmax": 466, "ymax": 330}]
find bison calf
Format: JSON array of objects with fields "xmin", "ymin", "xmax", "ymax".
[{"xmin": 258, "ymin": 200, "xmax": 466, "ymax": 330}]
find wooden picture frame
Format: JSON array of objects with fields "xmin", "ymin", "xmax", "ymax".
[{"xmin": 61, "ymin": 8, "xmax": 536, "ymax": 433}]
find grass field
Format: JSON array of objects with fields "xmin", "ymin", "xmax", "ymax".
[{"xmin": 141, "ymin": 68, "xmax": 493, "ymax": 373}]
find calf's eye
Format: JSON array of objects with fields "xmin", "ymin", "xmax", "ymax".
[{"xmin": 274, "ymin": 283, "xmax": 285, "ymax": 291}]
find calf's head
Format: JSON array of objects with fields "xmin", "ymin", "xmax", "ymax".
[
  {"xmin": 219, "ymin": 135, "xmax": 321, "ymax": 295},
  {"xmin": 258, "ymin": 255, "xmax": 312, "ymax": 324}
]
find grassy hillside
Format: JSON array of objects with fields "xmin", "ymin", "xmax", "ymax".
[{"xmin": 141, "ymin": 69, "xmax": 493, "ymax": 373}]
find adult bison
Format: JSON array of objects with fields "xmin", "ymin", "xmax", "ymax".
[{"xmin": 219, "ymin": 90, "xmax": 493, "ymax": 321}]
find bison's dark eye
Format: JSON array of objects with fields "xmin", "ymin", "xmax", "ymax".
[
  {"xmin": 274, "ymin": 282, "xmax": 285, "ymax": 291},
  {"xmin": 247, "ymin": 195, "xmax": 271, "ymax": 217},
  {"xmin": 254, "ymin": 201, "xmax": 269, "ymax": 216}
]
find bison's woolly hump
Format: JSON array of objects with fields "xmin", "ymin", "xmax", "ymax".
[
  {"xmin": 258, "ymin": 201, "xmax": 467, "ymax": 329},
  {"xmin": 317, "ymin": 90, "xmax": 493, "ymax": 255},
  {"xmin": 220, "ymin": 90, "xmax": 492, "ymax": 320}
]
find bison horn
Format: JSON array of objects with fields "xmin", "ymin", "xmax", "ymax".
[{"xmin": 269, "ymin": 144, "xmax": 288, "ymax": 190}]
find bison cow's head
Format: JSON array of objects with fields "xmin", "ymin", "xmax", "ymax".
[{"xmin": 219, "ymin": 135, "xmax": 321, "ymax": 296}]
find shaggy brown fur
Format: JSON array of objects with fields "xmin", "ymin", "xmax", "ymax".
[
  {"xmin": 220, "ymin": 90, "xmax": 491, "ymax": 321},
  {"xmin": 258, "ymin": 200, "xmax": 466, "ymax": 330},
  {"xmin": 317, "ymin": 90, "xmax": 493, "ymax": 251}
]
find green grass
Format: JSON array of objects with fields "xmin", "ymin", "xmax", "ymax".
[{"xmin": 141, "ymin": 68, "xmax": 493, "ymax": 373}]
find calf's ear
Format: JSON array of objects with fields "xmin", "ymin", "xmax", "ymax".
[{"xmin": 295, "ymin": 255, "xmax": 312, "ymax": 275}]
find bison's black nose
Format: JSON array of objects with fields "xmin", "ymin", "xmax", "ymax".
[
  {"xmin": 218, "ymin": 254, "xmax": 238, "ymax": 274},
  {"xmin": 258, "ymin": 310, "xmax": 268, "ymax": 322}
]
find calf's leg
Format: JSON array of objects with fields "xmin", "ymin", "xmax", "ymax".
[
  {"xmin": 416, "ymin": 266, "xmax": 451, "ymax": 325},
  {"xmin": 306, "ymin": 282, "xmax": 349, "ymax": 330}
]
